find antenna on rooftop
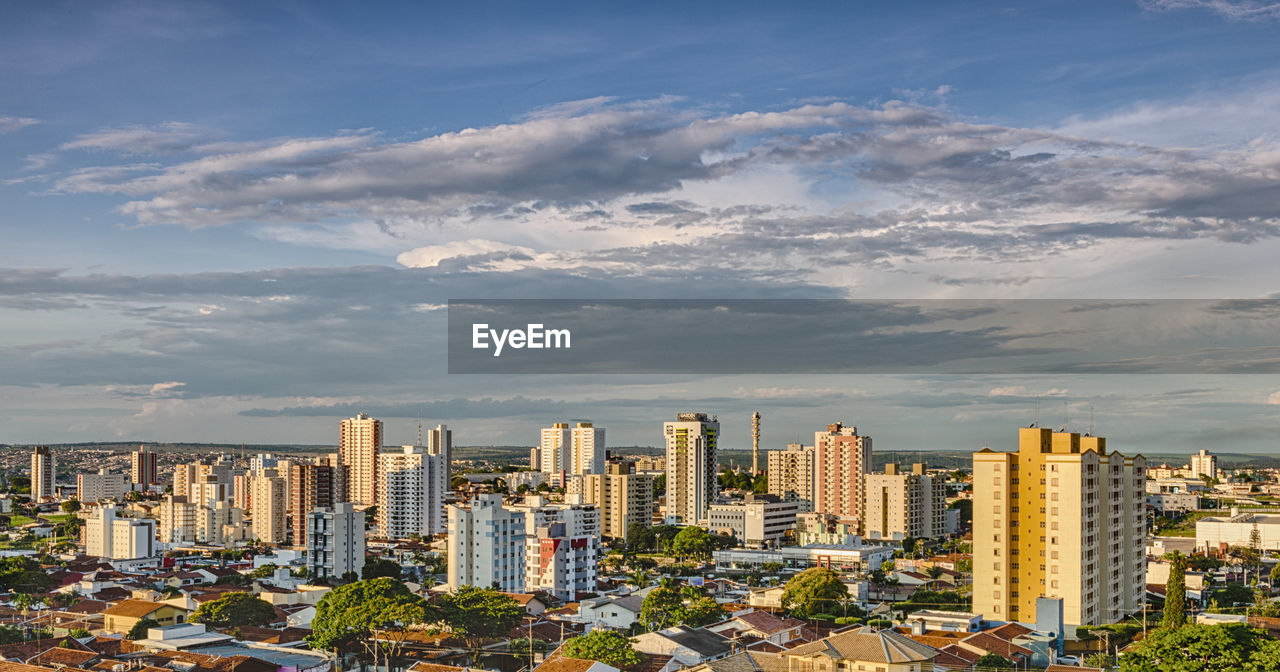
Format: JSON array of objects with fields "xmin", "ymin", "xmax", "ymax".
[
  {"xmin": 1035, "ymin": 397, "xmax": 1041, "ymax": 427},
  {"xmin": 417, "ymin": 414, "xmax": 422, "ymax": 446},
  {"xmin": 1089, "ymin": 404, "xmax": 1095, "ymax": 435}
]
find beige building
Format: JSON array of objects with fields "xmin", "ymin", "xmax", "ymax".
[
  {"xmin": 813, "ymin": 423, "xmax": 872, "ymax": 528},
  {"xmin": 780, "ymin": 626, "xmax": 939, "ymax": 672},
  {"xmin": 31, "ymin": 445, "xmax": 55, "ymax": 501},
  {"xmin": 973, "ymin": 427, "xmax": 1146, "ymax": 626},
  {"xmin": 251, "ymin": 472, "xmax": 288, "ymax": 544},
  {"xmin": 1190, "ymin": 449, "xmax": 1217, "ymax": 480},
  {"xmin": 767, "ymin": 443, "xmax": 815, "ymax": 511},
  {"xmin": 340, "ymin": 412, "xmax": 382, "ymax": 505},
  {"xmin": 376, "ymin": 445, "xmax": 448, "ymax": 538},
  {"xmin": 578, "ymin": 463, "xmax": 654, "ymax": 539},
  {"xmin": 131, "ymin": 444, "xmax": 157, "ymax": 486},
  {"xmin": 291, "ymin": 457, "xmax": 346, "ymax": 548},
  {"xmin": 863, "ymin": 463, "xmax": 947, "ymax": 542},
  {"xmin": 664, "ymin": 412, "xmax": 719, "ymax": 524}
]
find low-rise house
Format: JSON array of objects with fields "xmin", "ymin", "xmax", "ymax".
[
  {"xmin": 101, "ymin": 599, "xmax": 192, "ymax": 635},
  {"xmin": 577, "ymin": 595, "xmax": 643, "ymax": 631},
  {"xmin": 784, "ymin": 627, "xmax": 939, "ymax": 672},
  {"xmin": 704, "ymin": 611, "xmax": 805, "ymax": 647},
  {"xmin": 633, "ymin": 626, "xmax": 732, "ymax": 666}
]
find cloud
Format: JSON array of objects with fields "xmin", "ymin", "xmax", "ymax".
[
  {"xmin": 989, "ymin": 386, "xmax": 1069, "ymax": 397},
  {"xmin": 149, "ymin": 381, "xmax": 186, "ymax": 396},
  {"xmin": 396, "ymin": 239, "xmax": 536, "ymax": 269},
  {"xmin": 60, "ymin": 121, "xmax": 221, "ymax": 155},
  {"xmin": 0, "ymin": 116, "xmax": 39, "ymax": 134},
  {"xmin": 1138, "ymin": 0, "xmax": 1280, "ymax": 21},
  {"xmin": 1268, "ymin": 390, "xmax": 1280, "ymax": 404}
]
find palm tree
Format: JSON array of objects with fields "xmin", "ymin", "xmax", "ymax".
[{"xmin": 629, "ymin": 569, "xmax": 652, "ymax": 590}]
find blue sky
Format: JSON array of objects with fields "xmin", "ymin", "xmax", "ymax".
[{"xmin": 3, "ymin": 0, "xmax": 1280, "ymax": 453}]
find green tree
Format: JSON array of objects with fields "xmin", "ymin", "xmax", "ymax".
[
  {"xmin": 640, "ymin": 586, "xmax": 686, "ymax": 630},
  {"xmin": 781, "ymin": 567, "xmax": 849, "ymax": 619},
  {"xmin": 1120, "ymin": 623, "xmax": 1280, "ymax": 672},
  {"xmin": 1213, "ymin": 583, "xmax": 1255, "ymax": 607},
  {"xmin": 189, "ymin": 592, "xmax": 278, "ymax": 627},
  {"xmin": 752, "ymin": 475, "xmax": 768, "ymax": 494},
  {"xmin": 1162, "ymin": 551, "xmax": 1188, "ymax": 630},
  {"xmin": 250, "ymin": 563, "xmax": 279, "ymax": 578},
  {"xmin": 0, "ymin": 556, "xmax": 54, "ymax": 594},
  {"xmin": 1270, "ymin": 563, "xmax": 1280, "ymax": 586},
  {"xmin": 682, "ymin": 596, "xmax": 725, "ymax": 626},
  {"xmin": 627, "ymin": 523, "xmax": 656, "ymax": 552},
  {"xmin": 671, "ymin": 526, "xmax": 714, "ymax": 560},
  {"xmin": 60, "ymin": 499, "xmax": 80, "ymax": 513},
  {"xmin": 901, "ymin": 536, "xmax": 917, "ymax": 556},
  {"xmin": 437, "ymin": 586, "xmax": 523, "ymax": 653},
  {"xmin": 975, "ymin": 653, "xmax": 1015, "ymax": 669},
  {"xmin": 361, "ymin": 557, "xmax": 402, "ymax": 580},
  {"xmin": 127, "ymin": 617, "xmax": 160, "ymax": 639},
  {"xmin": 307, "ymin": 577, "xmax": 432, "ymax": 669},
  {"xmin": 562, "ymin": 630, "xmax": 642, "ymax": 669}
]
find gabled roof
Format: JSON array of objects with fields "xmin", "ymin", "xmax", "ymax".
[
  {"xmin": 658, "ymin": 626, "xmax": 732, "ymax": 658},
  {"xmin": 985, "ymin": 622, "xmax": 1033, "ymax": 640},
  {"xmin": 26, "ymin": 647, "xmax": 99, "ymax": 668},
  {"xmin": 728, "ymin": 611, "xmax": 805, "ymax": 635},
  {"xmin": 958, "ymin": 632, "xmax": 1031, "ymax": 659},
  {"xmin": 783, "ymin": 627, "xmax": 938, "ymax": 664},
  {"xmin": 692, "ymin": 651, "xmax": 789, "ymax": 672}
]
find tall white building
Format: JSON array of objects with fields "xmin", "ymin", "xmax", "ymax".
[
  {"xmin": 540, "ymin": 422, "xmax": 605, "ymax": 485},
  {"xmin": 1190, "ymin": 449, "xmax": 1217, "ymax": 480},
  {"xmin": 377, "ymin": 445, "xmax": 448, "ymax": 538},
  {"xmin": 340, "ymin": 413, "xmax": 382, "ymax": 506},
  {"xmin": 251, "ymin": 473, "xmax": 288, "ymax": 544},
  {"xmin": 447, "ymin": 494, "xmax": 528, "ymax": 593},
  {"xmin": 664, "ymin": 412, "xmax": 719, "ymax": 524},
  {"xmin": 766, "ymin": 443, "xmax": 815, "ymax": 511},
  {"xmin": 31, "ymin": 446, "xmax": 55, "ymax": 501},
  {"xmin": 707, "ymin": 494, "xmax": 800, "ymax": 549},
  {"xmin": 424, "ymin": 424, "xmax": 452, "ymax": 478},
  {"xmin": 307, "ymin": 502, "xmax": 366, "ymax": 580},
  {"xmin": 78, "ymin": 469, "xmax": 129, "ymax": 502},
  {"xmin": 518, "ymin": 497, "xmax": 601, "ymax": 601},
  {"xmin": 85, "ymin": 505, "xmax": 155, "ymax": 560}
]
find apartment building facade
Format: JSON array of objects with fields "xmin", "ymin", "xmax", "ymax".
[
  {"xmin": 447, "ymin": 494, "xmax": 528, "ymax": 593},
  {"xmin": 339, "ymin": 412, "xmax": 382, "ymax": 506},
  {"xmin": 812, "ymin": 423, "xmax": 872, "ymax": 529},
  {"xmin": 664, "ymin": 412, "xmax": 719, "ymax": 524},
  {"xmin": 863, "ymin": 463, "xmax": 947, "ymax": 542},
  {"xmin": 767, "ymin": 443, "xmax": 816, "ymax": 511},
  {"xmin": 377, "ymin": 445, "xmax": 447, "ymax": 538}
]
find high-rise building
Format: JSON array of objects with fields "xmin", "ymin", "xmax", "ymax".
[
  {"xmin": 813, "ymin": 423, "xmax": 872, "ymax": 528},
  {"xmin": 78, "ymin": 469, "xmax": 129, "ymax": 502},
  {"xmin": 529, "ymin": 447, "xmax": 541, "ymax": 470},
  {"xmin": 291, "ymin": 457, "xmax": 346, "ymax": 548},
  {"xmin": 664, "ymin": 412, "xmax": 719, "ymax": 524},
  {"xmin": 578, "ymin": 463, "xmax": 654, "ymax": 539},
  {"xmin": 447, "ymin": 494, "xmax": 528, "ymax": 593},
  {"xmin": 307, "ymin": 502, "xmax": 365, "ymax": 580},
  {"xmin": 157, "ymin": 495, "xmax": 198, "ymax": 544},
  {"xmin": 173, "ymin": 456, "xmax": 234, "ymax": 502},
  {"xmin": 539, "ymin": 422, "xmax": 605, "ymax": 485},
  {"xmin": 85, "ymin": 504, "xmax": 154, "ymax": 560},
  {"xmin": 251, "ymin": 472, "xmax": 288, "ymax": 544},
  {"xmin": 31, "ymin": 446, "xmax": 55, "ymax": 501},
  {"xmin": 518, "ymin": 497, "xmax": 601, "ymax": 601},
  {"xmin": 377, "ymin": 445, "xmax": 447, "ymax": 539},
  {"xmin": 863, "ymin": 463, "xmax": 947, "ymax": 542},
  {"xmin": 131, "ymin": 445, "xmax": 157, "ymax": 487},
  {"xmin": 1190, "ymin": 449, "xmax": 1217, "ymax": 481},
  {"xmin": 973, "ymin": 427, "xmax": 1146, "ymax": 627},
  {"xmin": 340, "ymin": 413, "xmax": 382, "ymax": 505},
  {"xmin": 424, "ymin": 423, "xmax": 452, "ymax": 478},
  {"xmin": 767, "ymin": 443, "xmax": 815, "ymax": 511}
]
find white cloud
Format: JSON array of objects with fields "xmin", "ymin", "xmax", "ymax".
[
  {"xmin": 1139, "ymin": 0, "xmax": 1280, "ymax": 21},
  {"xmin": 396, "ymin": 239, "xmax": 536, "ymax": 268},
  {"xmin": 61, "ymin": 121, "xmax": 219, "ymax": 155},
  {"xmin": 989, "ymin": 386, "xmax": 1069, "ymax": 397},
  {"xmin": 0, "ymin": 116, "xmax": 39, "ymax": 134},
  {"xmin": 149, "ymin": 381, "xmax": 186, "ymax": 396},
  {"xmin": 1267, "ymin": 390, "xmax": 1280, "ymax": 404}
]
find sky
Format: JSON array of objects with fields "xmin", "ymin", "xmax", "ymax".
[{"xmin": 2, "ymin": 0, "xmax": 1280, "ymax": 454}]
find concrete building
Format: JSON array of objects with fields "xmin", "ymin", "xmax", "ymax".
[
  {"xmin": 131, "ymin": 445, "xmax": 157, "ymax": 487},
  {"xmin": 424, "ymin": 423, "xmax": 452, "ymax": 479},
  {"xmin": 519, "ymin": 497, "xmax": 601, "ymax": 601},
  {"xmin": 1147, "ymin": 492, "xmax": 1199, "ymax": 514},
  {"xmin": 766, "ymin": 443, "xmax": 815, "ymax": 511},
  {"xmin": 157, "ymin": 495, "xmax": 199, "ymax": 544},
  {"xmin": 31, "ymin": 445, "xmax": 55, "ymax": 501},
  {"xmin": 339, "ymin": 412, "xmax": 382, "ymax": 506},
  {"xmin": 706, "ymin": 494, "xmax": 799, "ymax": 548},
  {"xmin": 1197, "ymin": 510, "xmax": 1280, "ymax": 551},
  {"xmin": 664, "ymin": 412, "xmax": 719, "ymax": 524},
  {"xmin": 251, "ymin": 473, "xmax": 288, "ymax": 544},
  {"xmin": 539, "ymin": 421, "xmax": 605, "ymax": 485},
  {"xmin": 1190, "ymin": 449, "xmax": 1217, "ymax": 481},
  {"xmin": 85, "ymin": 504, "xmax": 155, "ymax": 560},
  {"xmin": 813, "ymin": 424, "xmax": 871, "ymax": 528},
  {"xmin": 306, "ymin": 502, "xmax": 365, "ymax": 580},
  {"xmin": 377, "ymin": 445, "xmax": 447, "ymax": 538},
  {"xmin": 973, "ymin": 427, "xmax": 1146, "ymax": 627},
  {"xmin": 447, "ymin": 493, "xmax": 528, "ymax": 593},
  {"xmin": 713, "ymin": 542, "xmax": 895, "ymax": 573},
  {"xmin": 863, "ymin": 463, "xmax": 947, "ymax": 541},
  {"xmin": 173, "ymin": 456, "xmax": 235, "ymax": 502},
  {"xmin": 577, "ymin": 463, "xmax": 654, "ymax": 539},
  {"xmin": 291, "ymin": 458, "xmax": 345, "ymax": 548},
  {"xmin": 795, "ymin": 512, "xmax": 862, "ymax": 546},
  {"xmin": 78, "ymin": 469, "xmax": 129, "ymax": 502}
]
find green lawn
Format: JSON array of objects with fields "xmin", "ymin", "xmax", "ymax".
[
  {"xmin": 40, "ymin": 513, "xmax": 74, "ymax": 523},
  {"xmin": 1156, "ymin": 511, "xmax": 1215, "ymax": 537},
  {"xmin": 7, "ymin": 514, "xmax": 36, "ymax": 526}
]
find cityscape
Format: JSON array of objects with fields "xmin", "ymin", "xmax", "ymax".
[
  {"xmin": 5, "ymin": 1, "xmax": 1280, "ymax": 672},
  {"xmin": 0, "ymin": 412, "xmax": 1275, "ymax": 672}
]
